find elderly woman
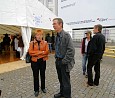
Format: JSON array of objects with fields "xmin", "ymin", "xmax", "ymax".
[{"xmin": 28, "ymin": 29, "xmax": 49, "ymax": 97}]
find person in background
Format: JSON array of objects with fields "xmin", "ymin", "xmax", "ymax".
[
  {"xmin": 52, "ymin": 18, "xmax": 75, "ymax": 98},
  {"xmin": 45, "ymin": 33, "xmax": 52, "ymax": 53},
  {"xmin": 87, "ymin": 24, "xmax": 105, "ymax": 86},
  {"xmin": 14, "ymin": 35, "xmax": 20, "ymax": 58},
  {"xmin": 0, "ymin": 47, "xmax": 1, "ymax": 54},
  {"xmin": 51, "ymin": 33, "xmax": 55, "ymax": 50},
  {"xmin": 28, "ymin": 29, "xmax": 49, "ymax": 97},
  {"xmin": 81, "ymin": 30, "xmax": 92, "ymax": 77},
  {"xmin": 0, "ymin": 36, "xmax": 4, "ymax": 53},
  {"xmin": 11, "ymin": 35, "xmax": 15, "ymax": 51},
  {"xmin": 3, "ymin": 34, "xmax": 11, "ymax": 51},
  {"xmin": 0, "ymin": 36, "xmax": 3, "ymax": 43},
  {"xmin": 18, "ymin": 34, "xmax": 24, "ymax": 58},
  {"xmin": 0, "ymin": 36, "xmax": 3, "ymax": 54}
]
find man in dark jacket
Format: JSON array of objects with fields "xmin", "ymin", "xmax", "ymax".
[
  {"xmin": 3, "ymin": 34, "xmax": 11, "ymax": 51},
  {"xmin": 87, "ymin": 24, "xmax": 105, "ymax": 86},
  {"xmin": 52, "ymin": 18, "xmax": 75, "ymax": 98}
]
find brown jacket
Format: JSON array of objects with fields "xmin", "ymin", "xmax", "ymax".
[{"xmin": 28, "ymin": 40, "xmax": 49, "ymax": 62}]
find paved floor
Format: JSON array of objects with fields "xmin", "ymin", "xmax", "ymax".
[{"xmin": 0, "ymin": 48, "xmax": 115, "ymax": 98}]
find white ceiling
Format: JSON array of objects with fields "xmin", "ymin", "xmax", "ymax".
[{"xmin": 0, "ymin": 24, "xmax": 55, "ymax": 36}]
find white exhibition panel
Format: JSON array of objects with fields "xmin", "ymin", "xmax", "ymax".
[{"xmin": 58, "ymin": 0, "xmax": 115, "ymax": 29}]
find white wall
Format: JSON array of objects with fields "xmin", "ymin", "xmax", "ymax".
[{"xmin": 107, "ymin": 28, "xmax": 115, "ymax": 42}]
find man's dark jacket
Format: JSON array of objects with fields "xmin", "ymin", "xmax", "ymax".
[{"xmin": 87, "ymin": 32, "xmax": 105, "ymax": 56}]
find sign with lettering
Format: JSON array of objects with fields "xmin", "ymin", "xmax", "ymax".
[{"xmin": 58, "ymin": 0, "xmax": 115, "ymax": 29}]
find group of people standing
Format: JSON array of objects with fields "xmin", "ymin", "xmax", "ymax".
[
  {"xmin": 81, "ymin": 24, "xmax": 105, "ymax": 86},
  {"xmin": 0, "ymin": 33, "xmax": 24, "ymax": 59},
  {"xmin": 28, "ymin": 18, "xmax": 105, "ymax": 98},
  {"xmin": 28, "ymin": 18, "xmax": 75, "ymax": 98}
]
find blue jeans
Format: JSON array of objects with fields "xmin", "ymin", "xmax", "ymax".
[
  {"xmin": 82, "ymin": 53, "xmax": 88, "ymax": 74},
  {"xmin": 48, "ymin": 43, "xmax": 52, "ymax": 53}
]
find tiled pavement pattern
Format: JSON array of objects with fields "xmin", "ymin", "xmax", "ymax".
[{"xmin": 0, "ymin": 48, "xmax": 115, "ymax": 98}]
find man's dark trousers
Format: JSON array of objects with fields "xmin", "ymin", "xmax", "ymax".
[
  {"xmin": 87, "ymin": 54, "xmax": 102, "ymax": 85},
  {"xmin": 55, "ymin": 59, "xmax": 71, "ymax": 98},
  {"xmin": 31, "ymin": 58, "xmax": 46, "ymax": 92}
]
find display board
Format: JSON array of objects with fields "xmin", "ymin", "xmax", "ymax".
[{"xmin": 58, "ymin": 0, "xmax": 115, "ymax": 29}]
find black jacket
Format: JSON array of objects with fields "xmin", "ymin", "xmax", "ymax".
[{"xmin": 87, "ymin": 32, "xmax": 105, "ymax": 55}]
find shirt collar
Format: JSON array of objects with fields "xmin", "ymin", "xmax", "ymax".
[
  {"xmin": 57, "ymin": 30, "xmax": 63, "ymax": 37},
  {"xmin": 34, "ymin": 40, "xmax": 43, "ymax": 44}
]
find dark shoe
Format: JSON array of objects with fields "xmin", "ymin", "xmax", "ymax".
[
  {"xmin": 83, "ymin": 72, "xmax": 85, "ymax": 75},
  {"xmin": 34, "ymin": 91, "xmax": 39, "ymax": 97},
  {"xmin": 94, "ymin": 80, "xmax": 99, "ymax": 86},
  {"xmin": 54, "ymin": 93, "xmax": 63, "ymax": 98},
  {"xmin": 94, "ymin": 84, "xmax": 99, "ymax": 86},
  {"xmin": 86, "ymin": 82, "xmax": 94, "ymax": 86},
  {"xmin": 94, "ymin": 83, "xmax": 99, "ymax": 86},
  {"xmin": 41, "ymin": 89, "xmax": 47, "ymax": 93}
]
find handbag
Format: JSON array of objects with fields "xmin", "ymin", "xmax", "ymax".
[
  {"xmin": 26, "ymin": 52, "xmax": 31, "ymax": 63},
  {"xmin": 26, "ymin": 42, "xmax": 34, "ymax": 63}
]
